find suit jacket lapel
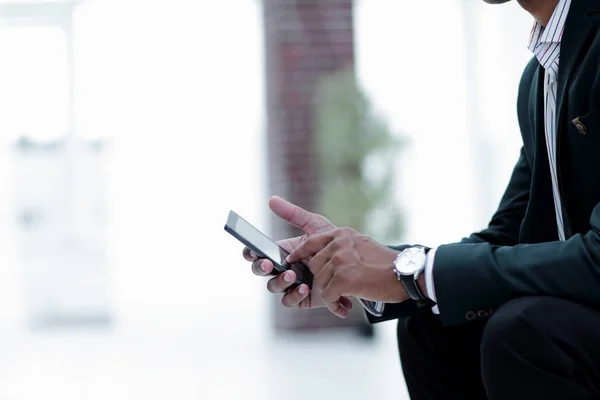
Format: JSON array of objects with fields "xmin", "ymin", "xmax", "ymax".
[
  {"xmin": 554, "ymin": 0, "xmax": 594, "ymax": 237},
  {"xmin": 529, "ymin": 64, "xmax": 543, "ymax": 146},
  {"xmin": 556, "ymin": 0, "xmax": 593, "ymax": 129},
  {"xmin": 526, "ymin": 63, "xmax": 561, "ymax": 240}
]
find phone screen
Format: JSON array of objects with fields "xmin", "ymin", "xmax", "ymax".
[
  {"xmin": 226, "ymin": 211, "xmax": 313, "ymax": 287},
  {"xmin": 232, "ymin": 216, "xmax": 289, "ymax": 264}
]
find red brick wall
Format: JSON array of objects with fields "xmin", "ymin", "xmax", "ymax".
[
  {"xmin": 263, "ymin": 0, "xmax": 366, "ymax": 331},
  {"xmin": 263, "ymin": 0, "xmax": 354, "ymax": 240}
]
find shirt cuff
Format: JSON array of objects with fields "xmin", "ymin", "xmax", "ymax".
[
  {"xmin": 359, "ymin": 299, "xmax": 384, "ymax": 317},
  {"xmin": 425, "ymin": 248, "xmax": 439, "ymax": 314}
]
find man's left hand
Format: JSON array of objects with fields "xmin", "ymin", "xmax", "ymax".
[{"xmin": 286, "ymin": 227, "xmax": 409, "ymax": 318}]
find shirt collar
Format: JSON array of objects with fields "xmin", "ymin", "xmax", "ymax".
[{"xmin": 528, "ymin": 0, "xmax": 572, "ymax": 53}]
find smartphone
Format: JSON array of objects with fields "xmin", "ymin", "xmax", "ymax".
[{"xmin": 225, "ymin": 210, "xmax": 313, "ymax": 289}]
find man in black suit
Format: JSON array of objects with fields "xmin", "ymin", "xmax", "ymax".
[{"xmin": 244, "ymin": 0, "xmax": 600, "ymax": 398}]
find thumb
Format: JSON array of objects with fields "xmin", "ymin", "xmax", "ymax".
[{"xmin": 268, "ymin": 196, "xmax": 333, "ymax": 235}]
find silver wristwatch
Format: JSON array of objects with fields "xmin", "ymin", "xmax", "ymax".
[{"xmin": 393, "ymin": 246, "xmax": 429, "ymax": 305}]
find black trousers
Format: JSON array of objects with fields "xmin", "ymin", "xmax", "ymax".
[{"xmin": 397, "ymin": 296, "xmax": 600, "ymax": 400}]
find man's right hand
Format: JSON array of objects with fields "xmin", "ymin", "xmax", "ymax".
[{"xmin": 242, "ymin": 196, "xmax": 354, "ymax": 313}]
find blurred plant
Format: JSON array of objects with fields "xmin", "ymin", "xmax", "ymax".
[{"xmin": 313, "ymin": 68, "xmax": 405, "ymax": 243}]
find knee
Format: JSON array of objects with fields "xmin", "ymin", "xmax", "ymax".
[{"xmin": 481, "ymin": 296, "xmax": 561, "ymax": 361}]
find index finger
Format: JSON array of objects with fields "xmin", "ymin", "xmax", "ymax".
[
  {"xmin": 286, "ymin": 231, "xmax": 335, "ymax": 264},
  {"xmin": 269, "ymin": 196, "xmax": 331, "ymax": 235}
]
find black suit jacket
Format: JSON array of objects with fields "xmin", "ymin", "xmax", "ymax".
[{"xmin": 367, "ymin": 0, "xmax": 600, "ymax": 326}]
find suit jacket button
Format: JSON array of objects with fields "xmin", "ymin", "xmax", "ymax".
[
  {"xmin": 466, "ymin": 311, "xmax": 476, "ymax": 321},
  {"xmin": 478, "ymin": 310, "xmax": 489, "ymax": 318},
  {"xmin": 572, "ymin": 118, "xmax": 587, "ymax": 135}
]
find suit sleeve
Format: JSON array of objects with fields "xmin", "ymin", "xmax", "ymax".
[
  {"xmin": 364, "ymin": 148, "xmax": 533, "ymax": 324},
  {"xmin": 434, "ymin": 200, "xmax": 600, "ymax": 325}
]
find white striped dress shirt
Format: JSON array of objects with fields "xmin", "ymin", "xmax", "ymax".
[{"xmin": 528, "ymin": 0, "xmax": 572, "ymax": 241}]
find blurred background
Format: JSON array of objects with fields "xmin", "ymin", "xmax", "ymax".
[{"xmin": 0, "ymin": 0, "xmax": 534, "ymax": 399}]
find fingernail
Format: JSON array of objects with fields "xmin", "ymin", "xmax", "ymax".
[
  {"xmin": 284, "ymin": 272, "xmax": 292, "ymax": 283},
  {"xmin": 285, "ymin": 255, "xmax": 291, "ymax": 263},
  {"xmin": 299, "ymin": 286, "xmax": 307, "ymax": 295},
  {"xmin": 260, "ymin": 261, "xmax": 267, "ymax": 272},
  {"xmin": 250, "ymin": 251, "xmax": 258, "ymax": 259}
]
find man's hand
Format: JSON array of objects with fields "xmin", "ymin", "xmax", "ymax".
[
  {"xmin": 286, "ymin": 227, "xmax": 409, "ymax": 318},
  {"xmin": 242, "ymin": 196, "xmax": 354, "ymax": 313}
]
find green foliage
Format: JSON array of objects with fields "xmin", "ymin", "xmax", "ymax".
[{"xmin": 313, "ymin": 68, "xmax": 405, "ymax": 243}]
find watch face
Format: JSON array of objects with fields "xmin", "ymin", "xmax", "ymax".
[{"xmin": 395, "ymin": 247, "xmax": 426, "ymax": 275}]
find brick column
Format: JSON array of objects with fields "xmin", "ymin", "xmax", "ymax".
[{"xmin": 263, "ymin": 0, "xmax": 368, "ymax": 332}]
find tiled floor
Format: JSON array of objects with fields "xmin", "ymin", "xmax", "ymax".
[{"xmin": 0, "ymin": 314, "xmax": 409, "ymax": 400}]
